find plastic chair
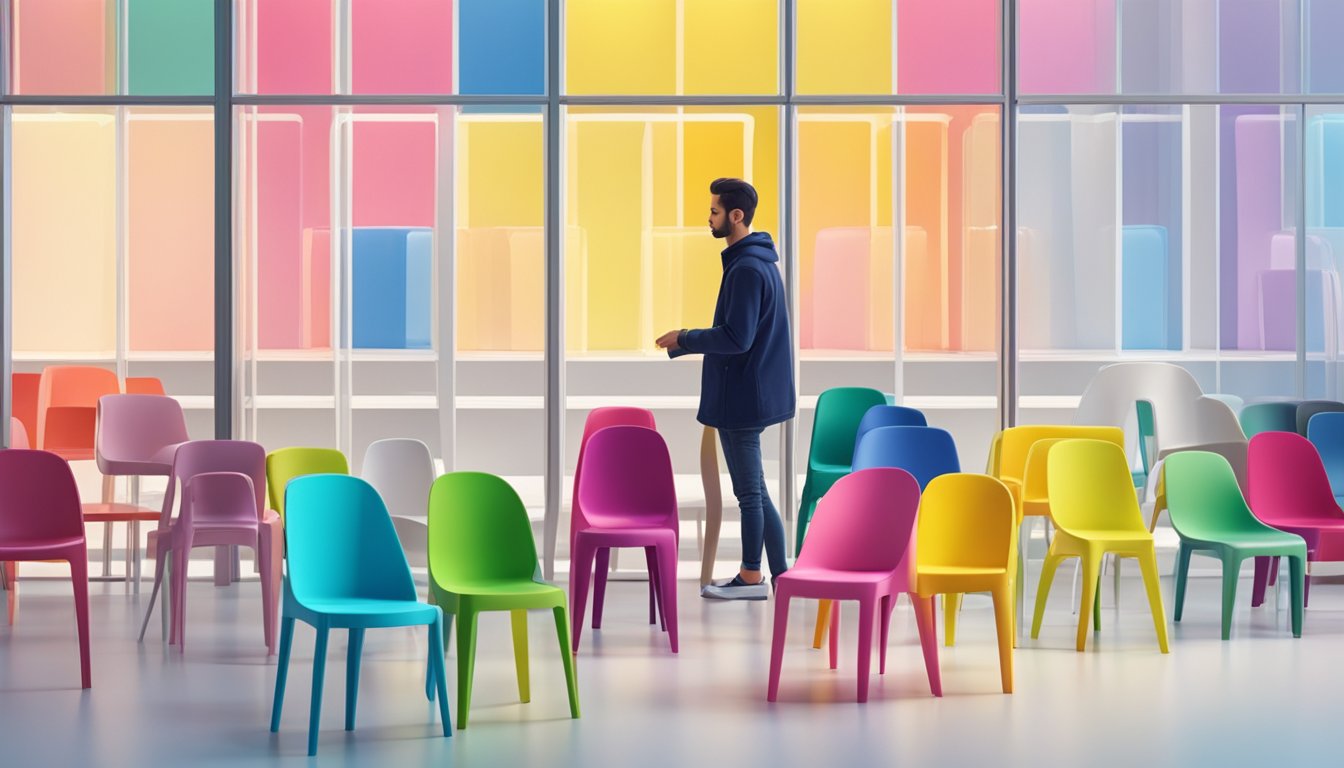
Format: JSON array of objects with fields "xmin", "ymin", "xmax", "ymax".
[
  {"xmin": 427, "ymin": 472, "xmax": 580, "ymax": 729},
  {"xmin": 571, "ymin": 408, "xmax": 662, "ymax": 631},
  {"xmin": 0, "ymin": 450, "xmax": 91, "ymax": 687},
  {"xmin": 270, "ymin": 474, "xmax": 450, "ymax": 756},
  {"xmin": 768, "ymin": 468, "xmax": 938, "ymax": 703},
  {"xmin": 360, "ymin": 438, "xmax": 436, "ymax": 570},
  {"xmin": 138, "ymin": 440, "xmax": 281, "ymax": 655},
  {"xmin": 571, "ymin": 425, "xmax": 679, "ymax": 653},
  {"xmin": 90, "ymin": 394, "xmax": 189, "ymax": 589},
  {"xmin": 852, "ymin": 405, "xmax": 927, "ymax": 457},
  {"xmin": 266, "ymin": 447, "xmax": 350, "ymax": 522},
  {"xmin": 1206, "ymin": 393, "xmax": 1245, "ymax": 415},
  {"xmin": 916, "ymin": 474, "xmax": 1016, "ymax": 692},
  {"xmin": 1073, "ymin": 362, "xmax": 1204, "ymax": 452},
  {"xmin": 1030, "ymin": 439, "xmax": 1169, "ymax": 653},
  {"xmin": 36, "ymin": 365, "xmax": 120, "ymax": 461},
  {"xmin": 1297, "ymin": 400, "xmax": 1344, "ymax": 436},
  {"xmin": 1240, "ymin": 401, "xmax": 1299, "ymax": 437},
  {"xmin": 1165, "ymin": 451, "xmax": 1305, "ymax": 639},
  {"xmin": 10, "ymin": 372, "xmax": 40, "ymax": 447},
  {"xmin": 1247, "ymin": 432, "xmax": 1344, "ymax": 609},
  {"xmin": 124, "ymin": 377, "xmax": 167, "ymax": 395},
  {"xmin": 813, "ymin": 425, "xmax": 958, "ymax": 649},
  {"xmin": 2, "ymin": 419, "xmax": 29, "ymax": 621},
  {"xmin": 1307, "ymin": 411, "xmax": 1344, "ymax": 506},
  {"xmin": 796, "ymin": 387, "xmax": 887, "ymax": 553}
]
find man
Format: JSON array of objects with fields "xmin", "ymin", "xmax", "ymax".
[{"xmin": 656, "ymin": 178, "xmax": 795, "ymax": 600}]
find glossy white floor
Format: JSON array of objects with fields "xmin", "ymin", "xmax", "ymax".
[{"xmin": 0, "ymin": 563, "xmax": 1337, "ymax": 767}]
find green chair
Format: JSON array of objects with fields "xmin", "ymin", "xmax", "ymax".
[
  {"xmin": 266, "ymin": 447, "xmax": 349, "ymax": 522},
  {"xmin": 270, "ymin": 474, "xmax": 450, "ymax": 756},
  {"xmin": 1165, "ymin": 451, "xmax": 1306, "ymax": 640},
  {"xmin": 796, "ymin": 387, "xmax": 887, "ymax": 553},
  {"xmin": 426, "ymin": 472, "xmax": 580, "ymax": 729},
  {"xmin": 1238, "ymin": 401, "xmax": 1298, "ymax": 438}
]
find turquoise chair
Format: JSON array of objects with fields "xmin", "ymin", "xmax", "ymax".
[
  {"xmin": 1240, "ymin": 401, "xmax": 1298, "ymax": 437},
  {"xmin": 270, "ymin": 474, "xmax": 450, "ymax": 756}
]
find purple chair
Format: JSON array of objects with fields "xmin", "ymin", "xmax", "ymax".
[
  {"xmin": 138, "ymin": 440, "xmax": 281, "ymax": 655},
  {"xmin": 571, "ymin": 425, "xmax": 679, "ymax": 654},
  {"xmin": 0, "ymin": 450, "xmax": 91, "ymax": 688},
  {"xmin": 2, "ymin": 418, "xmax": 30, "ymax": 618}
]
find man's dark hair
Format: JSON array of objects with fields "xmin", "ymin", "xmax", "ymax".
[{"xmin": 710, "ymin": 177, "xmax": 758, "ymax": 227}]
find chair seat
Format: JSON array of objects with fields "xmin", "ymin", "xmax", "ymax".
[
  {"xmin": 918, "ymin": 565, "xmax": 1008, "ymax": 577},
  {"xmin": 446, "ymin": 579, "xmax": 563, "ymax": 599},
  {"xmin": 81, "ymin": 502, "xmax": 160, "ymax": 522},
  {"xmin": 0, "ymin": 537, "xmax": 86, "ymax": 560},
  {"xmin": 574, "ymin": 526, "xmax": 675, "ymax": 548},
  {"xmin": 778, "ymin": 568, "xmax": 896, "ymax": 600},
  {"xmin": 99, "ymin": 443, "xmax": 185, "ymax": 476},
  {"xmin": 1062, "ymin": 529, "xmax": 1155, "ymax": 543},
  {"xmin": 302, "ymin": 598, "xmax": 440, "ymax": 622},
  {"xmin": 807, "ymin": 462, "xmax": 849, "ymax": 476}
]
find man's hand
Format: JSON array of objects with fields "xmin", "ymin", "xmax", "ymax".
[{"xmin": 656, "ymin": 330, "xmax": 682, "ymax": 351}]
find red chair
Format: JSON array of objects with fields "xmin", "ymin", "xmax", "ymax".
[
  {"xmin": 36, "ymin": 365, "xmax": 120, "ymax": 461},
  {"xmin": 10, "ymin": 372, "xmax": 40, "ymax": 448},
  {"xmin": 124, "ymin": 377, "xmax": 167, "ymax": 395},
  {"xmin": 0, "ymin": 449, "xmax": 92, "ymax": 688}
]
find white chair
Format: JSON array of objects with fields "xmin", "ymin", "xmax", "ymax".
[{"xmin": 360, "ymin": 438, "xmax": 435, "ymax": 570}]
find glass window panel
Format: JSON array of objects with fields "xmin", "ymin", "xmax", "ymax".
[
  {"xmin": 127, "ymin": 0, "xmax": 214, "ymax": 95},
  {"xmin": 9, "ymin": 0, "xmax": 115, "ymax": 95},
  {"xmin": 351, "ymin": 0, "xmax": 453, "ymax": 94},
  {"xmin": 236, "ymin": 0, "xmax": 334, "ymax": 94},
  {"xmin": 1307, "ymin": 1, "xmax": 1344, "ymax": 93},
  {"xmin": 897, "ymin": 0, "xmax": 999, "ymax": 94},
  {"xmin": 1018, "ymin": 0, "xmax": 1117, "ymax": 94},
  {"xmin": 458, "ymin": 0, "xmax": 545, "ymax": 95},
  {"xmin": 796, "ymin": 0, "xmax": 892, "ymax": 95},
  {"xmin": 1306, "ymin": 106, "xmax": 1344, "ymax": 397}
]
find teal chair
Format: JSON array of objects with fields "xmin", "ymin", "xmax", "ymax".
[
  {"xmin": 796, "ymin": 387, "xmax": 887, "ymax": 553},
  {"xmin": 1165, "ymin": 451, "xmax": 1305, "ymax": 640},
  {"xmin": 270, "ymin": 474, "xmax": 450, "ymax": 756},
  {"xmin": 1239, "ymin": 401, "xmax": 1298, "ymax": 437}
]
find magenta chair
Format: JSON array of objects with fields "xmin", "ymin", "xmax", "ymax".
[
  {"xmin": 1248, "ymin": 431, "xmax": 1344, "ymax": 608},
  {"xmin": 571, "ymin": 425, "xmax": 679, "ymax": 654},
  {"xmin": 768, "ymin": 467, "xmax": 938, "ymax": 703},
  {"xmin": 139, "ymin": 440, "xmax": 281, "ymax": 655},
  {"xmin": 572, "ymin": 407, "xmax": 663, "ymax": 631},
  {"xmin": 2, "ymin": 418, "xmax": 30, "ymax": 619},
  {"xmin": 0, "ymin": 449, "xmax": 91, "ymax": 688}
]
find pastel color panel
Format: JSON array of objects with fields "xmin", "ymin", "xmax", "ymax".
[
  {"xmin": 1233, "ymin": 114, "xmax": 1292, "ymax": 350},
  {"xmin": 128, "ymin": 113, "xmax": 214, "ymax": 351},
  {"xmin": 1018, "ymin": 0, "xmax": 1115, "ymax": 94},
  {"xmin": 11, "ymin": 0, "xmax": 113, "ymax": 94},
  {"xmin": 11, "ymin": 113, "xmax": 116, "ymax": 353},
  {"xmin": 796, "ymin": 0, "xmax": 892, "ymax": 94},
  {"xmin": 1309, "ymin": 115, "xmax": 1344, "ymax": 228},
  {"xmin": 961, "ymin": 112, "xmax": 1001, "ymax": 351},
  {"xmin": 458, "ymin": 0, "xmax": 544, "ymax": 95},
  {"xmin": 565, "ymin": 1, "xmax": 676, "ymax": 94},
  {"xmin": 682, "ymin": 0, "xmax": 778, "ymax": 95},
  {"xmin": 249, "ymin": 116, "xmax": 308, "ymax": 350},
  {"xmin": 1121, "ymin": 225, "xmax": 1170, "ymax": 351},
  {"xmin": 1308, "ymin": 2, "xmax": 1344, "ymax": 93},
  {"xmin": 905, "ymin": 115, "xmax": 951, "ymax": 351},
  {"xmin": 127, "ymin": 0, "xmax": 213, "ymax": 95},
  {"xmin": 352, "ymin": 118, "xmax": 437, "ymax": 227},
  {"xmin": 1218, "ymin": 0, "xmax": 1295, "ymax": 93},
  {"xmin": 1122, "ymin": 110, "xmax": 1182, "ymax": 349},
  {"xmin": 352, "ymin": 0, "xmax": 452, "ymax": 94},
  {"xmin": 247, "ymin": 0, "xmax": 333, "ymax": 93},
  {"xmin": 351, "ymin": 228, "xmax": 432, "ymax": 349},
  {"xmin": 897, "ymin": 0, "xmax": 999, "ymax": 94}
]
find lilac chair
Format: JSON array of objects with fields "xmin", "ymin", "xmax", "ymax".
[
  {"xmin": 768, "ymin": 467, "xmax": 939, "ymax": 703},
  {"xmin": 570, "ymin": 425, "xmax": 679, "ymax": 654},
  {"xmin": 0, "ymin": 450, "xmax": 91, "ymax": 687},
  {"xmin": 139, "ymin": 440, "xmax": 281, "ymax": 655}
]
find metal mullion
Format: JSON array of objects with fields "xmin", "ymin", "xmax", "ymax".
[
  {"xmin": 1297, "ymin": 102, "xmax": 1307, "ymax": 398},
  {"xmin": 781, "ymin": 0, "xmax": 797, "ymax": 556},
  {"xmin": 229, "ymin": 94, "xmax": 546, "ymax": 107},
  {"xmin": 1019, "ymin": 93, "xmax": 1344, "ymax": 106},
  {"xmin": 1, "ymin": 95, "xmax": 214, "ymax": 106},
  {"xmin": 214, "ymin": 0, "xmax": 233, "ymax": 442},
  {"xmin": 542, "ymin": 0, "xmax": 564, "ymax": 580},
  {"xmin": 1002, "ymin": 0, "xmax": 1018, "ymax": 431}
]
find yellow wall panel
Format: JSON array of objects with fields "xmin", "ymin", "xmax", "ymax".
[
  {"xmin": 565, "ymin": 0, "xmax": 676, "ymax": 94},
  {"xmin": 683, "ymin": 0, "xmax": 778, "ymax": 94},
  {"xmin": 796, "ymin": 0, "xmax": 892, "ymax": 95}
]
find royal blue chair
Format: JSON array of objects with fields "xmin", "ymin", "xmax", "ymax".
[
  {"xmin": 852, "ymin": 405, "xmax": 928, "ymax": 457},
  {"xmin": 1307, "ymin": 411, "xmax": 1344, "ymax": 507}
]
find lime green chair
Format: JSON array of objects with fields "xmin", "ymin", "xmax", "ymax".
[
  {"xmin": 426, "ymin": 472, "xmax": 580, "ymax": 729},
  {"xmin": 1165, "ymin": 451, "xmax": 1305, "ymax": 640},
  {"xmin": 266, "ymin": 447, "xmax": 349, "ymax": 522},
  {"xmin": 796, "ymin": 387, "xmax": 887, "ymax": 553}
]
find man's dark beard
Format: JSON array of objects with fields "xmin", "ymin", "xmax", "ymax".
[{"xmin": 711, "ymin": 223, "xmax": 731, "ymax": 238}]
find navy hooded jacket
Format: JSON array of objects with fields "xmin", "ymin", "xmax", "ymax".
[{"xmin": 670, "ymin": 231, "xmax": 796, "ymax": 431}]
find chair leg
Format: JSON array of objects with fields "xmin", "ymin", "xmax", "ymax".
[
  {"xmin": 171, "ymin": 543, "xmax": 189, "ymax": 651},
  {"xmin": 1173, "ymin": 544, "xmax": 1192, "ymax": 623},
  {"xmin": 911, "ymin": 594, "xmax": 942, "ymax": 697},
  {"xmin": 1138, "ymin": 548, "xmax": 1170, "ymax": 653},
  {"xmin": 1031, "ymin": 553, "xmax": 1064, "ymax": 640},
  {"xmin": 1288, "ymin": 555, "xmax": 1305, "ymax": 638},
  {"xmin": 1075, "ymin": 552, "xmax": 1102, "ymax": 652},
  {"xmin": 829, "ymin": 601, "xmax": 840, "ymax": 670},
  {"xmin": 307, "ymin": 623, "xmax": 330, "ymax": 756},
  {"xmin": 258, "ymin": 540, "xmax": 276, "ymax": 655},
  {"xmin": 645, "ymin": 546, "xmax": 664, "ymax": 630},
  {"xmin": 855, "ymin": 596, "xmax": 876, "ymax": 703},
  {"xmin": 4, "ymin": 561, "xmax": 15, "ymax": 626},
  {"xmin": 271, "ymin": 616, "xmax": 295, "ymax": 732},
  {"xmin": 456, "ymin": 609, "xmax": 479, "ymax": 730},
  {"xmin": 1112, "ymin": 555, "xmax": 1121, "ymax": 610},
  {"xmin": 880, "ymin": 593, "xmax": 896, "ymax": 674},
  {"xmin": 568, "ymin": 542, "xmax": 595, "ymax": 653},
  {"xmin": 1268, "ymin": 556, "xmax": 1280, "ymax": 586},
  {"xmin": 551, "ymin": 606, "xmax": 581, "ymax": 719},
  {"xmin": 592, "ymin": 548, "xmax": 610, "ymax": 630},
  {"xmin": 1304, "ymin": 563, "xmax": 1312, "ymax": 608},
  {"xmin": 944, "ymin": 593, "xmax": 962, "ymax": 647},
  {"xmin": 511, "ymin": 609, "xmax": 531, "ymax": 703},
  {"xmin": 427, "ymin": 614, "xmax": 452, "ymax": 735},
  {"xmin": 991, "ymin": 583, "xmax": 1013, "ymax": 694},
  {"xmin": 656, "ymin": 538, "xmax": 679, "ymax": 653},
  {"xmin": 68, "ymin": 555, "xmax": 91, "ymax": 689},
  {"xmin": 1251, "ymin": 556, "xmax": 1271, "ymax": 607},
  {"xmin": 812, "ymin": 600, "xmax": 832, "ymax": 650},
  {"xmin": 345, "ymin": 628, "xmax": 364, "ymax": 731},
  {"xmin": 1219, "ymin": 554, "xmax": 1241, "ymax": 641},
  {"xmin": 767, "ymin": 593, "xmax": 791, "ymax": 702},
  {"xmin": 138, "ymin": 547, "xmax": 167, "ymax": 642}
]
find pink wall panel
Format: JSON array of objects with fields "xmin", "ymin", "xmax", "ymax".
[
  {"xmin": 352, "ymin": 120, "xmax": 438, "ymax": 226},
  {"xmin": 255, "ymin": 117, "xmax": 306, "ymax": 349},
  {"xmin": 1019, "ymin": 0, "xmax": 1115, "ymax": 93},
  {"xmin": 254, "ymin": 0, "xmax": 332, "ymax": 93},
  {"xmin": 897, "ymin": 0, "xmax": 999, "ymax": 94},
  {"xmin": 13, "ymin": 0, "xmax": 110, "ymax": 94},
  {"xmin": 352, "ymin": 0, "xmax": 453, "ymax": 93}
]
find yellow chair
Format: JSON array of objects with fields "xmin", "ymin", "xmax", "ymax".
[
  {"xmin": 1030, "ymin": 439, "xmax": 1169, "ymax": 653},
  {"xmin": 916, "ymin": 474, "xmax": 1016, "ymax": 693}
]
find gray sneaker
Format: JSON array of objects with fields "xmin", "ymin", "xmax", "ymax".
[{"xmin": 700, "ymin": 575, "xmax": 769, "ymax": 601}]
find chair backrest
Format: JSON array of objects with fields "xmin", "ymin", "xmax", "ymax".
[
  {"xmin": 1248, "ymin": 431, "xmax": 1342, "ymax": 524},
  {"xmin": 576, "ymin": 425, "xmax": 678, "ymax": 530},
  {"xmin": 1307, "ymin": 411, "xmax": 1344, "ymax": 499},
  {"xmin": 917, "ymin": 474, "xmax": 1014, "ymax": 571},
  {"xmin": 10, "ymin": 417, "xmax": 29, "ymax": 449},
  {"xmin": 852, "ymin": 426, "xmax": 959, "ymax": 490},
  {"xmin": 95, "ymin": 394, "xmax": 189, "ymax": 470},
  {"xmin": 999, "ymin": 425, "xmax": 1125, "ymax": 485},
  {"xmin": 1046, "ymin": 439, "xmax": 1147, "ymax": 533},
  {"xmin": 0, "ymin": 449, "xmax": 85, "ymax": 542},
  {"xmin": 10, "ymin": 372, "xmax": 40, "ymax": 447},
  {"xmin": 1022, "ymin": 437, "xmax": 1070, "ymax": 505},
  {"xmin": 360, "ymin": 438, "xmax": 436, "ymax": 520},
  {"xmin": 1297, "ymin": 400, "xmax": 1344, "ymax": 436},
  {"xmin": 266, "ymin": 447, "xmax": 349, "ymax": 521},
  {"xmin": 1206, "ymin": 393, "xmax": 1244, "ymax": 415},
  {"xmin": 165, "ymin": 440, "xmax": 268, "ymax": 529},
  {"xmin": 1164, "ymin": 451, "xmax": 1264, "ymax": 540},
  {"xmin": 986, "ymin": 430, "xmax": 1002, "ymax": 475},
  {"xmin": 573, "ymin": 408, "xmax": 656, "ymax": 514},
  {"xmin": 183, "ymin": 472, "xmax": 259, "ymax": 530},
  {"xmin": 124, "ymin": 377, "xmax": 166, "ymax": 395},
  {"xmin": 808, "ymin": 387, "xmax": 888, "ymax": 468},
  {"xmin": 284, "ymin": 474, "xmax": 416, "ymax": 604},
  {"xmin": 1240, "ymin": 401, "xmax": 1299, "ymax": 437},
  {"xmin": 428, "ymin": 472, "xmax": 541, "ymax": 588},
  {"xmin": 853, "ymin": 405, "xmax": 927, "ymax": 456},
  {"xmin": 794, "ymin": 467, "xmax": 920, "ymax": 575},
  {"xmin": 1073, "ymin": 362, "xmax": 1205, "ymax": 450},
  {"xmin": 36, "ymin": 365, "xmax": 120, "ymax": 451}
]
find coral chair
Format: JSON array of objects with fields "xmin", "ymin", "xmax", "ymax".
[
  {"xmin": 124, "ymin": 376, "xmax": 167, "ymax": 395},
  {"xmin": 10, "ymin": 372, "xmax": 40, "ymax": 447},
  {"xmin": 36, "ymin": 365, "xmax": 120, "ymax": 461}
]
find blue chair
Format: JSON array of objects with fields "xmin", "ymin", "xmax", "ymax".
[
  {"xmin": 852, "ymin": 405, "xmax": 928, "ymax": 457},
  {"xmin": 270, "ymin": 474, "xmax": 450, "ymax": 756},
  {"xmin": 1307, "ymin": 411, "xmax": 1344, "ymax": 507},
  {"xmin": 1297, "ymin": 400, "xmax": 1344, "ymax": 436}
]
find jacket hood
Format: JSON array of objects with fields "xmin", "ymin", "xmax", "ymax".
[{"xmin": 722, "ymin": 231, "xmax": 778, "ymax": 264}]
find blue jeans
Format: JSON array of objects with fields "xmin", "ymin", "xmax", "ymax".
[{"xmin": 718, "ymin": 427, "xmax": 787, "ymax": 577}]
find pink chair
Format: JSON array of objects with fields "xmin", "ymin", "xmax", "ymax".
[
  {"xmin": 572, "ymin": 407, "xmax": 663, "ymax": 631},
  {"xmin": 0, "ymin": 449, "xmax": 91, "ymax": 688},
  {"xmin": 2, "ymin": 419, "xmax": 31, "ymax": 623},
  {"xmin": 571, "ymin": 425, "xmax": 679, "ymax": 653},
  {"xmin": 1248, "ymin": 431, "xmax": 1344, "ymax": 607},
  {"xmin": 139, "ymin": 440, "xmax": 281, "ymax": 655},
  {"xmin": 768, "ymin": 467, "xmax": 939, "ymax": 703}
]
